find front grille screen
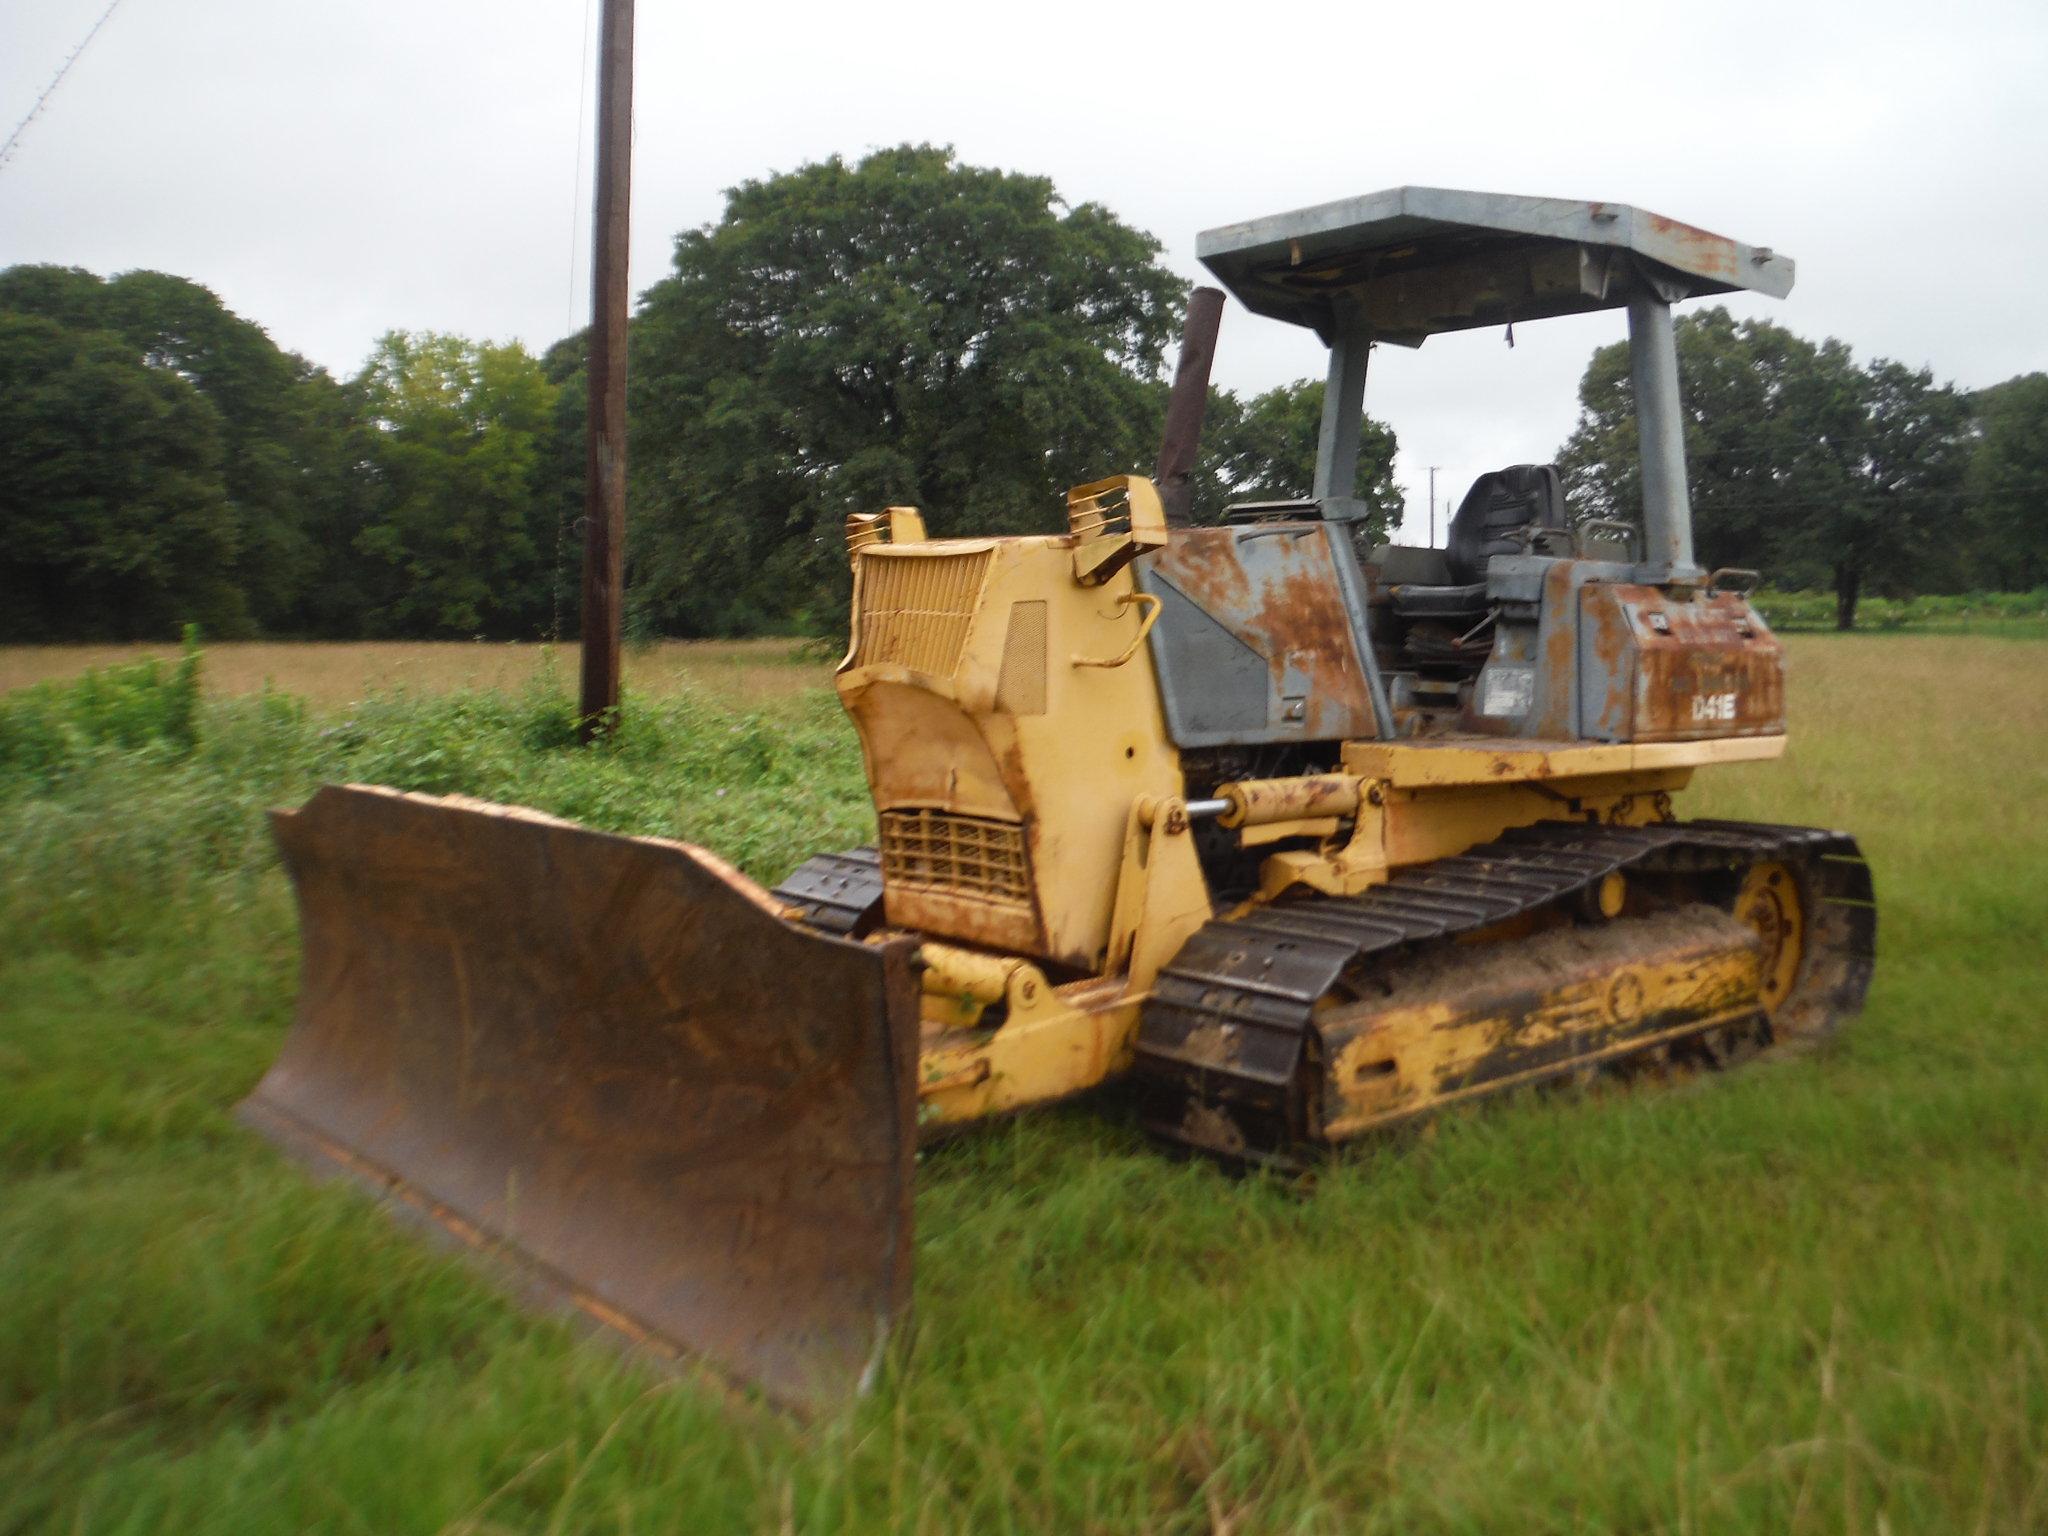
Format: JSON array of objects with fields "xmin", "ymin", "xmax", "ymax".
[{"xmin": 878, "ymin": 809, "xmax": 1031, "ymax": 908}]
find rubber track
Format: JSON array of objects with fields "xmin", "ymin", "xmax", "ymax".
[
  {"xmin": 1134, "ymin": 819, "xmax": 1875, "ymax": 1151},
  {"xmin": 771, "ymin": 846, "xmax": 884, "ymax": 937}
]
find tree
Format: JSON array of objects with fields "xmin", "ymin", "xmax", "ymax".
[
  {"xmin": 1800, "ymin": 358, "xmax": 1970, "ymax": 628},
  {"xmin": 626, "ymin": 144, "xmax": 1187, "ymax": 635},
  {"xmin": 0, "ymin": 312, "xmax": 245, "ymax": 639},
  {"xmin": 1969, "ymin": 374, "xmax": 2048, "ymax": 591},
  {"xmin": 0, "ymin": 264, "xmax": 355, "ymax": 636},
  {"xmin": 1558, "ymin": 307, "xmax": 1971, "ymax": 627},
  {"xmin": 533, "ymin": 329, "xmax": 592, "ymax": 641},
  {"xmin": 350, "ymin": 331, "xmax": 560, "ymax": 637},
  {"xmin": 1193, "ymin": 380, "xmax": 1399, "ymax": 539},
  {"xmin": 286, "ymin": 362, "xmax": 383, "ymax": 637}
]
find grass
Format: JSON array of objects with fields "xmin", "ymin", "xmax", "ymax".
[
  {"xmin": 2, "ymin": 634, "xmax": 2045, "ymax": 1533},
  {"xmin": 1750, "ymin": 586, "xmax": 2048, "ymax": 636}
]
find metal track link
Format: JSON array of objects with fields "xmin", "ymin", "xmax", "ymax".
[
  {"xmin": 1135, "ymin": 818, "xmax": 1875, "ymax": 1159},
  {"xmin": 771, "ymin": 846, "xmax": 885, "ymax": 937}
]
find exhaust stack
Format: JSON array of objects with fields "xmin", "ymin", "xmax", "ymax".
[{"xmin": 1154, "ymin": 286, "xmax": 1226, "ymax": 526}]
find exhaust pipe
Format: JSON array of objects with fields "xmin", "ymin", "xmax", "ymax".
[{"xmin": 1154, "ymin": 286, "xmax": 1226, "ymax": 527}]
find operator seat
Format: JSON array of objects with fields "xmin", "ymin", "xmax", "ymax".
[{"xmin": 1391, "ymin": 464, "xmax": 1568, "ymax": 619}]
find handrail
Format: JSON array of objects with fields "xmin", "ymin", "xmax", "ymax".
[{"xmin": 1071, "ymin": 592, "xmax": 1161, "ymax": 669}]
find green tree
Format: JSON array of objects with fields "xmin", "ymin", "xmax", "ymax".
[
  {"xmin": 0, "ymin": 264, "xmax": 360, "ymax": 636},
  {"xmin": 351, "ymin": 331, "xmax": 560, "ymax": 637},
  {"xmin": 1798, "ymin": 358, "xmax": 1970, "ymax": 628},
  {"xmin": 627, "ymin": 144, "xmax": 1186, "ymax": 635},
  {"xmin": 1192, "ymin": 380, "xmax": 1399, "ymax": 538},
  {"xmin": 1559, "ymin": 307, "xmax": 1970, "ymax": 627},
  {"xmin": 1968, "ymin": 373, "xmax": 2048, "ymax": 591},
  {"xmin": 286, "ymin": 363, "xmax": 383, "ymax": 637},
  {"xmin": 0, "ymin": 312, "xmax": 244, "ymax": 639},
  {"xmin": 534, "ymin": 329, "xmax": 592, "ymax": 641}
]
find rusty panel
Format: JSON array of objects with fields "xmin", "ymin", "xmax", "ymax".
[
  {"xmin": 240, "ymin": 784, "xmax": 922, "ymax": 1410},
  {"xmin": 1142, "ymin": 523, "xmax": 1379, "ymax": 746},
  {"xmin": 1580, "ymin": 585, "xmax": 1785, "ymax": 742}
]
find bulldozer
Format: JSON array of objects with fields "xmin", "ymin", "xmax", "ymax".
[{"xmin": 242, "ymin": 188, "xmax": 1875, "ymax": 1408}]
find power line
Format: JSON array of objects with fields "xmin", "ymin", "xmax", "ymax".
[{"xmin": 0, "ymin": 0, "xmax": 128, "ymax": 173}]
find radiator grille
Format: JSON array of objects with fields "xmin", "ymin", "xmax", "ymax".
[
  {"xmin": 854, "ymin": 550, "xmax": 991, "ymax": 675},
  {"xmin": 879, "ymin": 809, "xmax": 1031, "ymax": 908}
]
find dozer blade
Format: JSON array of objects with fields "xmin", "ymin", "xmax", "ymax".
[{"xmin": 239, "ymin": 784, "xmax": 921, "ymax": 1409}]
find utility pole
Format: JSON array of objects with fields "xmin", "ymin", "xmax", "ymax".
[
  {"xmin": 578, "ymin": 0, "xmax": 634, "ymax": 741},
  {"xmin": 1426, "ymin": 465, "xmax": 1441, "ymax": 547}
]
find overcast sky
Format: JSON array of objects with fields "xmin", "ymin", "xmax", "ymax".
[{"xmin": 5, "ymin": 0, "xmax": 2044, "ymax": 543}]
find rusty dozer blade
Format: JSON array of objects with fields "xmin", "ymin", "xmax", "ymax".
[{"xmin": 239, "ymin": 784, "xmax": 921, "ymax": 1409}]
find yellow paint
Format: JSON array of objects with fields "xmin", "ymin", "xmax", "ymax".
[
  {"xmin": 1341, "ymin": 734, "xmax": 1785, "ymax": 788},
  {"xmin": 1735, "ymin": 860, "xmax": 1806, "ymax": 1014},
  {"xmin": 1321, "ymin": 923, "xmax": 1762, "ymax": 1139},
  {"xmin": 1597, "ymin": 870, "xmax": 1628, "ymax": 919},
  {"xmin": 1067, "ymin": 476, "xmax": 1167, "ymax": 586},
  {"xmin": 1252, "ymin": 770, "xmax": 1679, "ymax": 900},
  {"xmin": 917, "ymin": 979, "xmax": 1138, "ymax": 1127},
  {"xmin": 1070, "ymin": 592, "xmax": 1160, "ymax": 669},
  {"xmin": 833, "ymin": 481, "xmax": 1795, "ymax": 1132},
  {"xmin": 1105, "ymin": 796, "xmax": 1212, "ymax": 991},
  {"xmin": 839, "ymin": 504, "xmax": 1192, "ymax": 975}
]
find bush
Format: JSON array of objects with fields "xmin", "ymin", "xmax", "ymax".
[
  {"xmin": 0, "ymin": 665, "xmax": 872, "ymax": 964},
  {"xmin": 0, "ymin": 626, "xmax": 204, "ymax": 784}
]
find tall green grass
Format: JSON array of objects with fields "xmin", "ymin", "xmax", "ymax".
[{"xmin": 2, "ymin": 636, "xmax": 2044, "ymax": 1534}]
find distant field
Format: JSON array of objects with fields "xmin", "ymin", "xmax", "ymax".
[
  {"xmin": 2, "ymin": 633, "xmax": 2045, "ymax": 1534},
  {"xmin": 0, "ymin": 637, "xmax": 827, "ymax": 706},
  {"xmin": 1750, "ymin": 586, "xmax": 2048, "ymax": 635}
]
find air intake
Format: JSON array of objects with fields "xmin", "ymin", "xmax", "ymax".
[{"xmin": 853, "ymin": 550, "xmax": 992, "ymax": 676}]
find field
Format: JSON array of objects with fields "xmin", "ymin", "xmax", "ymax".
[
  {"xmin": 0, "ymin": 638, "xmax": 825, "ymax": 707},
  {"xmin": 3, "ymin": 633, "xmax": 2046, "ymax": 1534}
]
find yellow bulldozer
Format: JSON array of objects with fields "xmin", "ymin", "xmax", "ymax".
[{"xmin": 242, "ymin": 188, "xmax": 1875, "ymax": 1407}]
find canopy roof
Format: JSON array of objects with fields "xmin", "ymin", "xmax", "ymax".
[{"xmin": 1197, "ymin": 186, "xmax": 1794, "ymax": 346}]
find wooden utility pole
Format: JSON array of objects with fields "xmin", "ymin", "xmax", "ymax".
[{"xmin": 578, "ymin": 0, "xmax": 634, "ymax": 740}]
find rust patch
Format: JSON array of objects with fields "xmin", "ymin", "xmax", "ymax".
[
  {"xmin": 1319, "ymin": 905, "xmax": 1763, "ymax": 1136},
  {"xmin": 1598, "ymin": 587, "xmax": 1785, "ymax": 741},
  {"xmin": 1224, "ymin": 774, "xmax": 1361, "ymax": 827},
  {"xmin": 242, "ymin": 785, "xmax": 922, "ymax": 1410},
  {"xmin": 1580, "ymin": 585, "xmax": 1635, "ymax": 739},
  {"xmin": 1151, "ymin": 522, "xmax": 1375, "ymax": 738},
  {"xmin": 1643, "ymin": 213, "xmax": 1740, "ymax": 282},
  {"xmin": 1153, "ymin": 526, "xmax": 1254, "ymax": 611}
]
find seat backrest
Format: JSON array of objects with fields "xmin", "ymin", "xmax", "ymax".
[{"xmin": 1445, "ymin": 465, "xmax": 1567, "ymax": 585}]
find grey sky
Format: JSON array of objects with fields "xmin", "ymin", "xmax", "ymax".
[{"xmin": 5, "ymin": 0, "xmax": 2043, "ymax": 544}]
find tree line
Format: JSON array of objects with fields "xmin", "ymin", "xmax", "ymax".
[
  {"xmin": 0, "ymin": 146, "xmax": 1395, "ymax": 645},
  {"xmin": 1559, "ymin": 308, "xmax": 2045, "ymax": 628},
  {"xmin": 2, "ymin": 144, "xmax": 2040, "ymax": 642}
]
